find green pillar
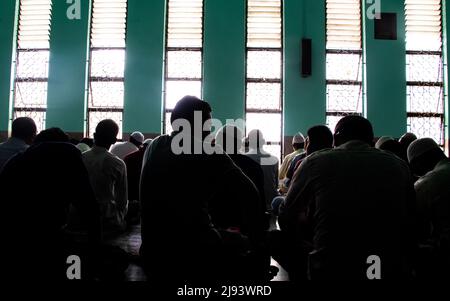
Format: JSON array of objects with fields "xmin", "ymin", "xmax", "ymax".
[
  {"xmin": 363, "ymin": 0, "xmax": 407, "ymax": 138},
  {"xmin": 284, "ymin": 0, "xmax": 326, "ymax": 137},
  {"xmin": 0, "ymin": 0, "xmax": 18, "ymax": 141},
  {"xmin": 46, "ymin": 0, "xmax": 90, "ymax": 138},
  {"xmin": 203, "ymin": 0, "xmax": 246, "ymax": 123},
  {"xmin": 123, "ymin": 0, "xmax": 166, "ymax": 137}
]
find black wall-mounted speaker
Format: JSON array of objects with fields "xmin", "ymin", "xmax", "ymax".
[
  {"xmin": 301, "ymin": 38, "xmax": 312, "ymax": 77},
  {"xmin": 374, "ymin": 13, "xmax": 397, "ymax": 40}
]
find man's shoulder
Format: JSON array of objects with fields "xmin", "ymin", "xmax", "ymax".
[
  {"xmin": 303, "ymin": 146, "xmax": 409, "ymax": 169},
  {"xmin": 416, "ymin": 161, "xmax": 450, "ymax": 189},
  {"xmin": 284, "ymin": 151, "xmax": 296, "ymax": 161},
  {"xmin": 111, "ymin": 141, "xmax": 126, "ymax": 148},
  {"xmin": 0, "ymin": 138, "xmax": 25, "ymax": 150},
  {"xmin": 301, "ymin": 148, "xmax": 332, "ymax": 163},
  {"xmin": 82, "ymin": 148, "xmax": 95, "ymax": 159},
  {"xmin": 105, "ymin": 150, "xmax": 126, "ymax": 166},
  {"xmin": 110, "ymin": 141, "xmax": 132, "ymax": 153}
]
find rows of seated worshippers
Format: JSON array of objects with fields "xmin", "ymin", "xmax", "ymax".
[
  {"xmin": 271, "ymin": 117, "xmax": 449, "ymax": 280},
  {"xmin": 0, "ymin": 117, "xmax": 148, "ymax": 280},
  {"xmin": 1, "ymin": 96, "xmax": 449, "ymax": 281}
]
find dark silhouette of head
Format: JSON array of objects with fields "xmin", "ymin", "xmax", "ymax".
[
  {"xmin": 171, "ymin": 96, "xmax": 212, "ymax": 138},
  {"xmin": 215, "ymin": 125, "xmax": 244, "ymax": 154},
  {"xmin": 306, "ymin": 125, "xmax": 333, "ymax": 155},
  {"xmin": 94, "ymin": 119, "xmax": 119, "ymax": 149},
  {"xmin": 408, "ymin": 138, "xmax": 447, "ymax": 176},
  {"xmin": 333, "ymin": 116, "xmax": 374, "ymax": 147},
  {"xmin": 11, "ymin": 117, "xmax": 37, "ymax": 145},
  {"xmin": 379, "ymin": 139, "xmax": 404, "ymax": 159},
  {"xmin": 247, "ymin": 129, "xmax": 265, "ymax": 151},
  {"xmin": 34, "ymin": 128, "xmax": 70, "ymax": 144},
  {"xmin": 399, "ymin": 132, "xmax": 418, "ymax": 162},
  {"xmin": 399, "ymin": 132, "xmax": 417, "ymax": 150}
]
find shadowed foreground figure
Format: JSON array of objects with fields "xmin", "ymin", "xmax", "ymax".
[
  {"xmin": 215, "ymin": 125, "xmax": 267, "ymax": 220},
  {"xmin": 274, "ymin": 116, "xmax": 416, "ymax": 280},
  {"xmin": 140, "ymin": 96, "xmax": 269, "ymax": 281},
  {"xmin": 0, "ymin": 128, "xmax": 101, "ymax": 280},
  {"xmin": 408, "ymin": 138, "xmax": 450, "ymax": 278}
]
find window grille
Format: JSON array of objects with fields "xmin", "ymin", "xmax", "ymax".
[
  {"xmin": 325, "ymin": 0, "xmax": 363, "ymax": 132},
  {"xmin": 13, "ymin": 0, "xmax": 53, "ymax": 133},
  {"xmin": 405, "ymin": 0, "xmax": 444, "ymax": 146},
  {"xmin": 246, "ymin": 0, "xmax": 283, "ymax": 161},
  {"xmin": 163, "ymin": 0, "xmax": 204, "ymax": 134},
  {"xmin": 87, "ymin": 0, "xmax": 128, "ymax": 138}
]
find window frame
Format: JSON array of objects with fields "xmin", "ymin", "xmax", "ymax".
[
  {"xmin": 163, "ymin": 0, "xmax": 205, "ymax": 134},
  {"xmin": 405, "ymin": 0, "xmax": 445, "ymax": 146},
  {"xmin": 325, "ymin": 0, "xmax": 364, "ymax": 131},
  {"xmin": 86, "ymin": 0, "xmax": 128, "ymax": 139},
  {"xmin": 12, "ymin": 0, "xmax": 53, "ymax": 132},
  {"xmin": 245, "ymin": 0, "xmax": 284, "ymax": 160}
]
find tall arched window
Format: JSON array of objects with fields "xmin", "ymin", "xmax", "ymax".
[
  {"xmin": 13, "ymin": 0, "xmax": 53, "ymax": 132},
  {"xmin": 325, "ymin": 0, "xmax": 363, "ymax": 132},
  {"xmin": 405, "ymin": 0, "xmax": 444, "ymax": 146},
  {"xmin": 87, "ymin": 0, "xmax": 128, "ymax": 138},
  {"xmin": 164, "ymin": 0, "xmax": 204, "ymax": 134},
  {"xmin": 245, "ymin": 0, "xmax": 283, "ymax": 160}
]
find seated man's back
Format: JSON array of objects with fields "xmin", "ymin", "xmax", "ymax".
[
  {"xmin": 281, "ymin": 141, "xmax": 415, "ymax": 278},
  {"xmin": 0, "ymin": 142, "xmax": 100, "ymax": 280},
  {"xmin": 280, "ymin": 117, "xmax": 415, "ymax": 279},
  {"xmin": 141, "ymin": 136, "xmax": 263, "ymax": 243},
  {"xmin": 229, "ymin": 153, "xmax": 266, "ymax": 210},
  {"xmin": 246, "ymin": 151, "xmax": 279, "ymax": 210},
  {"xmin": 83, "ymin": 146, "xmax": 128, "ymax": 234},
  {"xmin": 141, "ymin": 97, "xmax": 265, "ymax": 280}
]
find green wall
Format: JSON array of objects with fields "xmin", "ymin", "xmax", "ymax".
[
  {"xmin": 364, "ymin": 0, "xmax": 407, "ymax": 138},
  {"xmin": 1, "ymin": 0, "xmax": 449, "ymax": 147},
  {"xmin": 0, "ymin": 0, "xmax": 17, "ymax": 135},
  {"xmin": 46, "ymin": 0, "xmax": 90, "ymax": 134},
  {"xmin": 123, "ymin": 0, "xmax": 166, "ymax": 135},
  {"xmin": 283, "ymin": 0, "xmax": 326, "ymax": 136},
  {"xmin": 203, "ymin": 0, "xmax": 246, "ymax": 124}
]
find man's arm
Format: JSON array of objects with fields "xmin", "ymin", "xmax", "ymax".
[
  {"xmin": 278, "ymin": 158, "xmax": 312, "ymax": 234},
  {"xmin": 115, "ymin": 161, "xmax": 129, "ymax": 223}
]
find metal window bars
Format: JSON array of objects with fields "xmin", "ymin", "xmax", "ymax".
[
  {"xmin": 325, "ymin": 0, "xmax": 363, "ymax": 132},
  {"xmin": 163, "ymin": 0, "xmax": 204, "ymax": 134},
  {"xmin": 87, "ymin": 0, "xmax": 128, "ymax": 139},
  {"xmin": 246, "ymin": 0, "xmax": 283, "ymax": 161},
  {"xmin": 13, "ymin": 0, "xmax": 53, "ymax": 133},
  {"xmin": 405, "ymin": 0, "xmax": 444, "ymax": 146}
]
